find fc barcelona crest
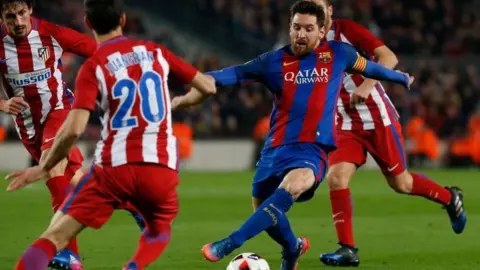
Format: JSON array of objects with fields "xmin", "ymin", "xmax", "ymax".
[
  {"xmin": 318, "ymin": 52, "xmax": 332, "ymax": 63},
  {"xmin": 38, "ymin": 47, "xmax": 50, "ymax": 62}
]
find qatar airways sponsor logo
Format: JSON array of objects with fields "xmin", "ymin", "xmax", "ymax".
[{"xmin": 284, "ymin": 67, "xmax": 329, "ymax": 84}]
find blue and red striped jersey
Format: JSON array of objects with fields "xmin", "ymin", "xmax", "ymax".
[{"xmin": 207, "ymin": 41, "xmax": 408, "ymax": 151}]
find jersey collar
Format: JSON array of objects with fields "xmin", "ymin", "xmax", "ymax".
[{"xmin": 98, "ymin": 35, "xmax": 128, "ymax": 48}]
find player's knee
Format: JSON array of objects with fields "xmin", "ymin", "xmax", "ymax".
[
  {"xmin": 326, "ymin": 171, "xmax": 350, "ymax": 190},
  {"xmin": 326, "ymin": 163, "xmax": 356, "ymax": 190},
  {"xmin": 386, "ymin": 172, "xmax": 412, "ymax": 194},
  {"xmin": 279, "ymin": 168, "xmax": 315, "ymax": 199}
]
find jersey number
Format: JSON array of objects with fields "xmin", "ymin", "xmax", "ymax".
[{"xmin": 111, "ymin": 71, "xmax": 166, "ymax": 129}]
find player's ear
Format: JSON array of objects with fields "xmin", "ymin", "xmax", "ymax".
[
  {"xmin": 328, "ymin": 5, "xmax": 333, "ymax": 17},
  {"xmin": 84, "ymin": 16, "xmax": 93, "ymax": 31},
  {"xmin": 120, "ymin": 13, "xmax": 127, "ymax": 28},
  {"xmin": 318, "ymin": 26, "xmax": 326, "ymax": 39}
]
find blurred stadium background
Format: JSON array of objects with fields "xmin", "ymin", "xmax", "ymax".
[
  {"xmin": 1, "ymin": 0, "xmax": 480, "ymax": 171},
  {"xmin": 0, "ymin": 0, "xmax": 479, "ymax": 269}
]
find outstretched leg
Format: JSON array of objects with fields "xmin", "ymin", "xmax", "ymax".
[
  {"xmin": 15, "ymin": 213, "xmax": 85, "ymax": 270},
  {"xmin": 124, "ymin": 190, "xmax": 178, "ymax": 269},
  {"xmin": 202, "ymin": 168, "xmax": 313, "ymax": 270},
  {"xmin": 386, "ymin": 171, "xmax": 466, "ymax": 234}
]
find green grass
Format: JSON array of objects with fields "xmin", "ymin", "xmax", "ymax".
[{"xmin": 0, "ymin": 170, "xmax": 479, "ymax": 269}]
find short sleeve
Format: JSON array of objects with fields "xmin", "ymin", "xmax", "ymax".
[
  {"xmin": 340, "ymin": 20, "xmax": 384, "ymax": 56},
  {"xmin": 72, "ymin": 60, "xmax": 99, "ymax": 111},
  {"xmin": 44, "ymin": 20, "xmax": 97, "ymax": 57},
  {"xmin": 158, "ymin": 46, "xmax": 198, "ymax": 83},
  {"xmin": 332, "ymin": 42, "xmax": 366, "ymax": 72}
]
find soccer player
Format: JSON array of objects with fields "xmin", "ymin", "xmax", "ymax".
[
  {"xmin": 0, "ymin": 1, "xmax": 147, "ymax": 268},
  {"xmin": 172, "ymin": 1, "xmax": 412, "ymax": 269},
  {"xmin": 307, "ymin": 0, "xmax": 467, "ymax": 266},
  {"xmin": 5, "ymin": 0, "xmax": 216, "ymax": 269},
  {"xmin": 0, "ymin": 0, "xmax": 95, "ymax": 268}
]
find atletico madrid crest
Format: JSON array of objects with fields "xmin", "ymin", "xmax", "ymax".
[
  {"xmin": 38, "ymin": 47, "xmax": 50, "ymax": 62},
  {"xmin": 318, "ymin": 52, "xmax": 332, "ymax": 63}
]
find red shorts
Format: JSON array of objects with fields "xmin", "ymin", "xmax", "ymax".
[
  {"xmin": 21, "ymin": 109, "xmax": 83, "ymax": 174},
  {"xmin": 328, "ymin": 122, "xmax": 407, "ymax": 176},
  {"xmin": 60, "ymin": 163, "xmax": 179, "ymax": 231}
]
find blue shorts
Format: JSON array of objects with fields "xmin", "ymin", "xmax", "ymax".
[{"xmin": 252, "ymin": 143, "xmax": 328, "ymax": 202}]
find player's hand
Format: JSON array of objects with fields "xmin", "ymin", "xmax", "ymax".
[
  {"xmin": 0, "ymin": 97, "xmax": 29, "ymax": 115},
  {"xmin": 5, "ymin": 166, "xmax": 47, "ymax": 192},
  {"xmin": 396, "ymin": 70, "xmax": 415, "ymax": 89},
  {"xmin": 350, "ymin": 84, "xmax": 371, "ymax": 108}
]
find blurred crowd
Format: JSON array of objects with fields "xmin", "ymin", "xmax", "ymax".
[
  {"xmin": 1, "ymin": 0, "xmax": 479, "ymax": 166},
  {"xmin": 194, "ymin": 0, "xmax": 480, "ymax": 56}
]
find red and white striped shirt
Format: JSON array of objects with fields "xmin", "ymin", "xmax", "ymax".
[
  {"xmin": 326, "ymin": 19, "xmax": 400, "ymax": 130},
  {"xmin": 0, "ymin": 17, "xmax": 96, "ymax": 140},
  {"xmin": 73, "ymin": 36, "xmax": 198, "ymax": 170}
]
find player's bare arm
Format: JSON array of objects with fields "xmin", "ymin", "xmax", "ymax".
[
  {"xmin": 172, "ymin": 74, "xmax": 216, "ymax": 110},
  {"xmin": 344, "ymin": 45, "xmax": 413, "ymax": 89},
  {"xmin": 350, "ymin": 46, "xmax": 398, "ymax": 107},
  {"xmin": 6, "ymin": 109, "xmax": 90, "ymax": 191},
  {"xmin": 0, "ymin": 97, "xmax": 29, "ymax": 115}
]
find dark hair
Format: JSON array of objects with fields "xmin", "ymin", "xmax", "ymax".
[
  {"xmin": 290, "ymin": 0, "xmax": 326, "ymax": 27},
  {"xmin": 84, "ymin": 0, "xmax": 124, "ymax": 35},
  {"xmin": 0, "ymin": 0, "xmax": 34, "ymax": 11}
]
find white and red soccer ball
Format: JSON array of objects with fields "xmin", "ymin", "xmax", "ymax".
[{"xmin": 227, "ymin": 253, "xmax": 270, "ymax": 270}]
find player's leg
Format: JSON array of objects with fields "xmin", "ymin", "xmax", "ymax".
[
  {"xmin": 39, "ymin": 148, "xmax": 82, "ymax": 266},
  {"xmin": 203, "ymin": 168, "xmax": 313, "ymax": 265},
  {"xmin": 69, "ymin": 161, "xmax": 145, "ymax": 231},
  {"xmin": 203, "ymin": 143, "xmax": 324, "ymax": 268},
  {"xmin": 15, "ymin": 213, "xmax": 85, "ymax": 270},
  {"xmin": 123, "ymin": 164, "xmax": 179, "ymax": 269},
  {"xmin": 252, "ymin": 196, "xmax": 297, "ymax": 250},
  {"xmin": 385, "ymin": 171, "xmax": 466, "ymax": 233},
  {"xmin": 320, "ymin": 131, "xmax": 365, "ymax": 267},
  {"xmin": 40, "ymin": 110, "xmax": 82, "ymax": 261},
  {"xmin": 16, "ymin": 165, "xmax": 115, "ymax": 270},
  {"xmin": 376, "ymin": 124, "xmax": 466, "ymax": 233}
]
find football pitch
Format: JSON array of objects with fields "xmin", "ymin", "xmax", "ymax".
[{"xmin": 0, "ymin": 170, "xmax": 478, "ymax": 269}]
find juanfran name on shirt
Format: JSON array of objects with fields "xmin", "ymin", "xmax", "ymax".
[{"xmin": 105, "ymin": 51, "xmax": 155, "ymax": 75}]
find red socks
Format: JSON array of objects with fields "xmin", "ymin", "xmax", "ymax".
[
  {"xmin": 46, "ymin": 176, "xmax": 79, "ymax": 255},
  {"xmin": 15, "ymin": 238, "xmax": 57, "ymax": 270},
  {"xmin": 410, "ymin": 173, "xmax": 452, "ymax": 205},
  {"xmin": 328, "ymin": 174, "xmax": 451, "ymax": 249},
  {"xmin": 330, "ymin": 188, "xmax": 355, "ymax": 247},
  {"xmin": 128, "ymin": 226, "xmax": 172, "ymax": 268}
]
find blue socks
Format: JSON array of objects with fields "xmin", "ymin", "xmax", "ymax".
[{"xmin": 229, "ymin": 188, "xmax": 297, "ymax": 252}]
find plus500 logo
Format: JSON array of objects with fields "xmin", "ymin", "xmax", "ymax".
[{"xmin": 5, "ymin": 69, "xmax": 52, "ymax": 87}]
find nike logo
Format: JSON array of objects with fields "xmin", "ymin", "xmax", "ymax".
[
  {"xmin": 0, "ymin": 58, "xmax": 9, "ymax": 63},
  {"xmin": 44, "ymin": 137, "xmax": 55, "ymax": 143},
  {"xmin": 332, "ymin": 212, "xmax": 343, "ymax": 219},
  {"xmin": 283, "ymin": 61, "xmax": 298, "ymax": 66},
  {"xmin": 304, "ymin": 161, "xmax": 317, "ymax": 169},
  {"xmin": 387, "ymin": 163, "xmax": 399, "ymax": 172}
]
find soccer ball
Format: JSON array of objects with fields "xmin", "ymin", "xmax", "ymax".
[{"xmin": 227, "ymin": 253, "xmax": 270, "ymax": 270}]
